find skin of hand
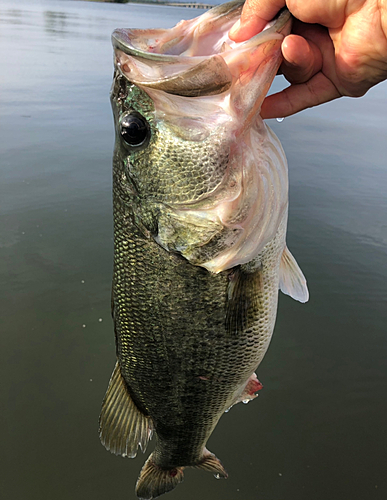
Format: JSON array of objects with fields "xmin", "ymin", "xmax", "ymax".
[{"xmin": 229, "ymin": 0, "xmax": 387, "ymax": 118}]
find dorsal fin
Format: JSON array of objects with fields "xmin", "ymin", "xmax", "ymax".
[
  {"xmin": 99, "ymin": 362, "xmax": 153, "ymax": 457},
  {"xmin": 279, "ymin": 246, "xmax": 309, "ymax": 303}
]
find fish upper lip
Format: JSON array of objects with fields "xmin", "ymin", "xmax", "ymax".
[{"xmin": 111, "ymin": 8, "xmax": 291, "ymax": 62}]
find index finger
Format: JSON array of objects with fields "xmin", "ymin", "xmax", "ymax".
[{"xmin": 229, "ymin": 0, "xmax": 286, "ymax": 41}]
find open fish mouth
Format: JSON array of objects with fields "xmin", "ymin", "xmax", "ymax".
[
  {"xmin": 109, "ymin": 1, "xmax": 292, "ymax": 274},
  {"xmin": 112, "ymin": 1, "xmax": 291, "ymax": 101}
]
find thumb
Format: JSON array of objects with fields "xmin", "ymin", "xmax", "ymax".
[{"xmin": 229, "ymin": 0, "xmax": 286, "ymax": 41}]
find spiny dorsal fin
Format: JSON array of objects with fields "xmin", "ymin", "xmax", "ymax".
[
  {"xmin": 279, "ymin": 246, "xmax": 309, "ymax": 303},
  {"xmin": 225, "ymin": 266, "xmax": 263, "ymax": 335},
  {"xmin": 99, "ymin": 362, "xmax": 153, "ymax": 457},
  {"xmin": 135, "ymin": 454, "xmax": 184, "ymax": 500}
]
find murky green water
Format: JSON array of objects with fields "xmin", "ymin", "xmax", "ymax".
[{"xmin": 1, "ymin": 1, "xmax": 387, "ymax": 499}]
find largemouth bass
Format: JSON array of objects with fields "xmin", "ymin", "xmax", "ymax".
[{"xmin": 99, "ymin": 2, "xmax": 308, "ymax": 499}]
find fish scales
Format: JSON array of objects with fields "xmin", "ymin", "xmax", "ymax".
[
  {"xmin": 100, "ymin": 2, "xmax": 308, "ymax": 499},
  {"xmin": 113, "ymin": 185, "xmax": 285, "ymax": 464}
]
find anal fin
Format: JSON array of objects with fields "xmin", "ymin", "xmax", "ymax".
[
  {"xmin": 194, "ymin": 448, "xmax": 228, "ymax": 479},
  {"xmin": 99, "ymin": 362, "xmax": 153, "ymax": 458},
  {"xmin": 279, "ymin": 246, "xmax": 309, "ymax": 303}
]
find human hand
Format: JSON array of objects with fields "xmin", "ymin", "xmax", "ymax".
[{"xmin": 229, "ymin": 0, "xmax": 387, "ymax": 118}]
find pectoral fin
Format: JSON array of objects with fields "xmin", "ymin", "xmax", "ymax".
[
  {"xmin": 279, "ymin": 246, "xmax": 309, "ymax": 303},
  {"xmin": 225, "ymin": 265, "xmax": 263, "ymax": 335},
  {"xmin": 99, "ymin": 362, "xmax": 153, "ymax": 458}
]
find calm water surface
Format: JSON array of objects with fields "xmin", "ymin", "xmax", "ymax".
[{"xmin": 1, "ymin": 1, "xmax": 387, "ymax": 499}]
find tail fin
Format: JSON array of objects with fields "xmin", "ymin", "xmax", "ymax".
[
  {"xmin": 135, "ymin": 454, "xmax": 184, "ymax": 500},
  {"xmin": 135, "ymin": 449, "xmax": 227, "ymax": 499}
]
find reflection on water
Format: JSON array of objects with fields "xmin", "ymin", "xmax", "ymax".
[
  {"xmin": 1, "ymin": 1, "xmax": 386, "ymax": 500},
  {"xmin": 44, "ymin": 10, "xmax": 75, "ymax": 35},
  {"xmin": 2, "ymin": 8, "xmax": 23, "ymax": 24}
]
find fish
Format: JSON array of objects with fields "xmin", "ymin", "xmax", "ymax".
[{"xmin": 99, "ymin": 2, "xmax": 308, "ymax": 499}]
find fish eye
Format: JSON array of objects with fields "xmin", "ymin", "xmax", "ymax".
[{"xmin": 120, "ymin": 112, "xmax": 150, "ymax": 148}]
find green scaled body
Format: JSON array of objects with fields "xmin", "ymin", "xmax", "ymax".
[{"xmin": 99, "ymin": 3, "xmax": 308, "ymax": 499}]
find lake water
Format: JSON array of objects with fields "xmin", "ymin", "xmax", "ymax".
[{"xmin": 1, "ymin": 1, "xmax": 387, "ymax": 499}]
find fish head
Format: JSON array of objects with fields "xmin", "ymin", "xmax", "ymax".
[{"xmin": 111, "ymin": 1, "xmax": 291, "ymax": 273}]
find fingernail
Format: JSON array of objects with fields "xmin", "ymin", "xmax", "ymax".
[{"xmin": 229, "ymin": 19, "xmax": 240, "ymax": 38}]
